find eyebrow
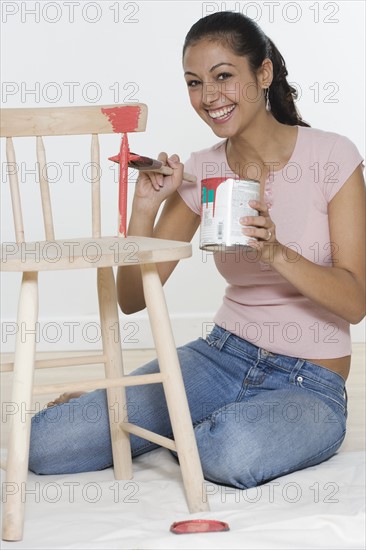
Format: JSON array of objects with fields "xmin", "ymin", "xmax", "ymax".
[{"xmin": 184, "ymin": 62, "xmax": 236, "ymax": 77}]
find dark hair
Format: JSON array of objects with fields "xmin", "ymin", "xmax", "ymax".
[{"xmin": 183, "ymin": 11, "xmax": 310, "ymax": 127}]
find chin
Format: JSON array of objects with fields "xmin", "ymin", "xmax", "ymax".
[{"xmin": 209, "ymin": 126, "xmax": 236, "ymax": 139}]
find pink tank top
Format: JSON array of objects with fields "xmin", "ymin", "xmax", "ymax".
[{"xmin": 178, "ymin": 126, "xmax": 363, "ymax": 358}]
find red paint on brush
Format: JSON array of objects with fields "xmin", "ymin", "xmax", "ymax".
[
  {"xmin": 101, "ymin": 105, "xmax": 141, "ymax": 133},
  {"xmin": 109, "ymin": 153, "xmax": 140, "ymax": 163},
  {"xmin": 118, "ymin": 133, "xmax": 130, "ymax": 237}
]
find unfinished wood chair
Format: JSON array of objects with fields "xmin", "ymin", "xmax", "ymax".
[{"xmin": 0, "ymin": 104, "xmax": 209, "ymax": 542}]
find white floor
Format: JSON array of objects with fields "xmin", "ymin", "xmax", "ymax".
[{"xmin": 1, "ymin": 345, "xmax": 365, "ymax": 549}]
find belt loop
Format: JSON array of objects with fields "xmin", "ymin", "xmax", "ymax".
[
  {"xmin": 216, "ymin": 329, "xmax": 232, "ymax": 351},
  {"xmin": 289, "ymin": 359, "xmax": 305, "ymax": 384}
]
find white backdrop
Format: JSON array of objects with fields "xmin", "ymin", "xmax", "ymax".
[{"xmin": 1, "ymin": 0, "xmax": 365, "ymax": 351}]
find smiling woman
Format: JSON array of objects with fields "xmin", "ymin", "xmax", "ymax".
[
  {"xmin": 29, "ymin": 11, "xmax": 365, "ymax": 496},
  {"xmin": 182, "ymin": 12, "xmax": 309, "ymax": 131}
]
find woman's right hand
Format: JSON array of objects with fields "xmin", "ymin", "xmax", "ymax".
[{"xmin": 133, "ymin": 152, "xmax": 184, "ymax": 216}]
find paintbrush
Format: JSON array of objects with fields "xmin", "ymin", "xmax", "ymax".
[{"xmin": 109, "ymin": 152, "xmax": 197, "ymax": 183}]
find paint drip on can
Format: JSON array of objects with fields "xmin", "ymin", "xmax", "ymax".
[{"xmin": 200, "ymin": 177, "xmax": 260, "ymax": 251}]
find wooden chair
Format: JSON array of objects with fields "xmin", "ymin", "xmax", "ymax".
[{"xmin": 0, "ymin": 104, "xmax": 209, "ymax": 542}]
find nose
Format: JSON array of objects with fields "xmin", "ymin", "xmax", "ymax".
[{"xmin": 202, "ymin": 81, "xmax": 220, "ymax": 106}]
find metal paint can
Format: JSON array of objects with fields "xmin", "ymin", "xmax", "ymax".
[{"xmin": 199, "ymin": 177, "xmax": 260, "ymax": 251}]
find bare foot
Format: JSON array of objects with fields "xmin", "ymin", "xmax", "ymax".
[{"xmin": 47, "ymin": 392, "xmax": 86, "ymax": 408}]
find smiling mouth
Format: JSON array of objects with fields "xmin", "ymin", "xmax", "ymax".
[{"xmin": 207, "ymin": 104, "xmax": 236, "ymax": 120}]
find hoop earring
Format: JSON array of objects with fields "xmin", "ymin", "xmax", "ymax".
[{"xmin": 265, "ymin": 88, "xmax": 271, "ymax": 112}]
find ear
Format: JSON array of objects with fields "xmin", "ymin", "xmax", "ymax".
[{"xmin": 257, "ymin": 58, "xmax": 273, "ymax": 89}]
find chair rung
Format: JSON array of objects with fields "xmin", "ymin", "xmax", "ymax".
[
  {"xmin": 33, "ymin": 372, "xmax": 163, "ymax": 395},
  {"xmin": 122, "ymin": 422, "xmax": 177, "ymax": 452},
  {"xmin": 0, "ymin": 354, "xmax": 107, "ymax": 372}
]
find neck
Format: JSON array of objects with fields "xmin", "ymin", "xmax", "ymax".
[
  {"xmin": 226, "ymin": 114, "xmax": 298, "ymax": 179},
  {"xmin": 228, "ymin": 114, "xmax": 285, "ymax": 164}
]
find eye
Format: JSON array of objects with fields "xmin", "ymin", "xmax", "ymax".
[
  {"xmin": 217, "ymin": 72, "xmax": 232, "ymax": 81},
  {"xmin": 186, "ymin": 79, "xmax": 201, "ymax": 88}
]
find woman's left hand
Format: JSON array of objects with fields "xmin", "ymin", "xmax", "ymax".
[{"xmin": 240, "ymin": 200, "xmax": 279, "ymax": 264}]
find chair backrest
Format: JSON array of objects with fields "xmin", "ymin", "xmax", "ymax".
[{"xmin": 0, "ymin": 104, "xmax": 148, "ymax": 242}]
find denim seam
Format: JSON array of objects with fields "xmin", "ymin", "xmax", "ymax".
[
  {"xmin": 235, "ymin": 360, "xmax": 261, "ymax": 401},
  {"xmin": 295, "ymin": 375, "xmax": 345, "ymax": 396},
  {"xmin": 221, "ymin": 341, "xmax": 258, "ymax": 363},
  {"xmin": 261, "ymin": 361, "xmax": 290, "ymax": 373},
  {"xmin": 292, "ymin": 375, "xmax": 346, "ymax": 404},
  {"xmin": 215, "ymin": 330, "xmax": 232, "ymax": 351},
  {"xmin": 132, "ymin": 434, "xmax": 173, "ymax": 458},
  {"xmin": 222, "ymin": 341, "xmax": 295, "ymax": 375},
  {"xmin": 192, "ymin": 413, "xmax": 217, "ymax": 429},
  {"xmin": 293, "ymin": 429, "xmax": 346, "ymax": 473},
  {"xmin": 98, "ymin": 461, "xmax": 113, "ymax": 470},
  {"xmin": 297, "ymin": 386, "xmax": 346, "ymax": 413},
  {"xmin": 205, "ymin": 338, "xmax": 219, "ymax": 347},
  {"xmin": 235, "ymin": 384, "xmax": 249, "ymax": 402},
  {"xmin": 302, "ymin": 360, "xmax": 347, "ymax": 385}
]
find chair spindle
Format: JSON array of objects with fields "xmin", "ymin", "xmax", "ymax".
[
  {"xmin": 6, "ymin": 137, "xmax": 24, "ymax": 244},
  {"xmin": 36, "ymin": 136, "xmax": 55, "ymax": 241},
  {"xmin": 91, "ymin": 134, "xmax": 101, "ymax": 238}
]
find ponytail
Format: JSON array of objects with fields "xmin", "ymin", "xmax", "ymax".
[
  {"xmin": 266, "ymin": 38, "xmax": 309, "ymax": 127},
  {"xmin": 183, "ymin": 11, "xmax": 310, "ymax": 127}
]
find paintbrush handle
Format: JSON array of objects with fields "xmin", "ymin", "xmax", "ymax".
[{"xmin": 140, "ymin": 165, "xmax": 197, "ymax": 184}]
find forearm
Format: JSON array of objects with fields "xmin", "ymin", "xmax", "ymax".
[
  {"xmin": 116, "ymin": 196, "xmax": 185, "ymax": 314},
  {"xmin": 117, "ymin": 201, "xmax": 156, "ymax": 314},
  {"xmin": 273, "ymin": 244, "xmax": 365, "ymax": 324},
  {"xmin": 116, "ymin": 154, "xmax": 199, "ymax": 314}
]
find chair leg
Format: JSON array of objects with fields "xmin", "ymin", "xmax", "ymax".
[
  {"xmin": 97, "ymin": 267, "xmax": 132, "ymax": 480},
  {"xmin": 2, "ymin": 272, "xmax": 38, "ymax": 542},
  {"xmin": 140, "ymin": 263, "xmax": 209, "ymax": 513}
]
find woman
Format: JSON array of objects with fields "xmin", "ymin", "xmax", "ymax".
[{"xmin": 29, "ymin": 12, "xmax": 365, "ymax": 489}]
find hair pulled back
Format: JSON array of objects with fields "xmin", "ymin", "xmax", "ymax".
[{"xmin": 183, "ymin": 11, "xmax": 310, "ymax": 127}]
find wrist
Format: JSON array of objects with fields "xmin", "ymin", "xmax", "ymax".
[
  {"xmin": 271, "ymin": 243, "xmax": 302, "ymax": 271},
  {"xmin": 132, "ymin": 194, "xmax": 160, "ymax": 216},
  {"xmin": 128, "ymin": 200, "xmax": 157, "ymax": 237},
  {"xmin": 131, "ymin": 197, "xmax": 159, "ymax": 221}
]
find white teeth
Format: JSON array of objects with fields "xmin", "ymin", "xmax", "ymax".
[{"xmin": 208, "ymin": 105, "xmax": 235, "ymax": 119}]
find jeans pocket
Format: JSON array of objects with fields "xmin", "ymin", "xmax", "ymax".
[{"xmin": 294, "ymin": 375, "xmax": 347, "ymax": 416}]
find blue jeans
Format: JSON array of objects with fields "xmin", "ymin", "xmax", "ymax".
[{"xmin": 29, "ymin": 325, "xmax": 347, "ymax": 489}]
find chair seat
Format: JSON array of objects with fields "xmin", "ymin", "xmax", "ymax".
[{"xmin": 0, "ymin": 236, "xmax": 192, "ymax": 272}]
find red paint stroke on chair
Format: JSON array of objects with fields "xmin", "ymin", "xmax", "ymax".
[{"xmin": 101, "ymin": 105, "xmax": 141, "ymax": 133}]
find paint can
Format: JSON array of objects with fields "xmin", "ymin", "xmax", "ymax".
[{"xmin": 199, "ymin": 177, "xmax": 260, "ymax": 251}]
